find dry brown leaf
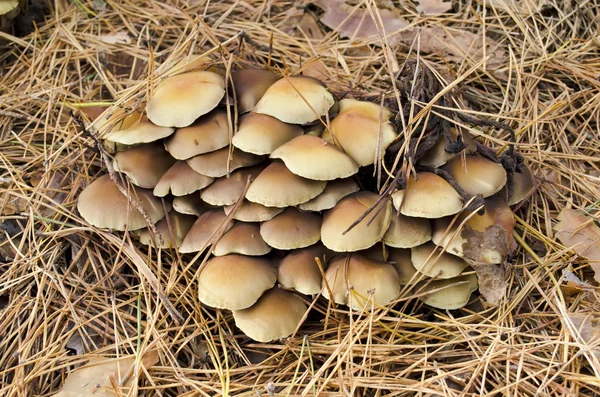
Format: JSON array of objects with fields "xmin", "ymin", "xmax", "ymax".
[
  {"xmin": 483, "ymin": 0, "xmax": 548, "ymax": 14},
  {"xmin": 416, "ymin": 0, "xmax": 452, "ymax": 15},
  {"xmin": 554, "ymin": 208, "xmax": 600, "ymax": 283},
  {"xmin": 99, "ymin": 31, "xmax": 132, "ymax": 45},
  {"xmin": 473, "ymin": 264, "xmax": 507, "ymax": 306},
  {"xmin": 297, "ymin": 13, "xmax": 325, "ymax": 41},
  {"xmin": 566, "ymin": 314, "xmax": 600, "ymax": 359}
]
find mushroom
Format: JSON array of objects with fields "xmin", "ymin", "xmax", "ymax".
[
  {"xmin": 260, "ymin": 208, "xmax": 322, "ymax": 250},
  {"xmin": 410, "ymin": 242, "xmax": 470, "ymax": 279},
  {"xmin": 224, "ymin": 200, "xmax": 284, "ymax": 222},
  {"xmin": 153, "ymin": 161, "xmax": 214, "ymax": 197},
  {"xmin": 172, "ymin": 194, "xmax": 210, "ymax": 216},
  {"xmin": 418, "ymin": 128, "xmax": 477, "ymax": 168},
  {"xmin": 213, "ymin": 222, "xmax": 272, "ymax": 256},
  {"xmin": 232, "ymin": 113, "xmax": 303, "ymax": 155},
  {"xmin": 254, "ymin": 76, "xmax": 335, "ymax": 124},
  {"xmin": 442, "ymin": 155, "xmax": 507, "ymax": 198},
  {"xmin": 164, "ymin": 110, "xmax": 230, "ymax": 160},
  {"xmin": 383, "ymin": 209, "xmax": 432, "ymax": 248},
  {"xmin": 277, "ymin": 244, "xmax": 329, "ymax": 295},
  {"xmin": 138, "ymin": 211, "xmax": 196, "ymax": 249},
  {"xmin": 77, "ymin": 174, "xmax": 165, "ymax": 231},
  {"xmin": 200, "ymin": 166, "xmax": 264, "ymax": 206},
  {"xmin": 112, "ymin": 142, "xmax": 176, "ymax": 189},
  {"xmin": 198, "ymin": 254, "xmax": 277, "ymax": 310},
  {"xmin": 418, "ymin": 273, "xmax": 478, "ymax": 310},
  {"xmin": 103, "ymin": 116, "xmax": 175, "ymax": 146},
  {"xmin": 298, "ymin": 178, "xmax": 360, "ymax": 211},
  {"xmin": 146, "ymin": 71, "xmax": 225, "ymax": 127},
  {"xmin": 232, "ymin": 288, "xmax": 307, "ymax": 342},
  {"xmin": 231, "ymin": 69, "xmax": 279, "ymax": 114},
  {"xmin": 187, "ymin": 147, "xmax": 264, "ymax": 178},
  {"xmin": 392, "ymin": 172, "xmax": 463, "ymax": 218},
  {"xmin": 508, "ymin": 163, "xmax": 535, "ymax": 205},
  {"xmin": 179, "ymin": 209, "xmax": 234, "ymax": 253},
  {"xmin": 387, "ymin": 247, "xmax": 418, "ymax": 285}
]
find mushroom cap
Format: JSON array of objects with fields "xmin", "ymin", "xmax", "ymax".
[
  {"xmin": 200, "ymin": 166, "xmax": 264, "ymax": 206},
  {"xmin": 138, "ymin": 211, "xmax": 196, "ymax": 249},
  {"xmin": 321, "ymin": 191, "xmax": 392, "ymax": 252},
  {"xmin": 146, "ymin": 71, "xmax": 225, "ymax": 127},
  {"xmin": 0, "ymin": 1, "xmax": 19, "ymax": 16},
  {"xmin": 358, "ymin": 242, "xmax": 389, "ymax": 262},
  {"xmin": 198, "ymin": 254, "xmax": 276, "ymax": 310},
  {"xmin": 112, "ymin": 142, "xmax": 176, "ymax": 189},
  {"xmin": 165, "ymin": 110, "xmax": 230, "ymax": 160},
  {"xmin": 260, "ymin": 208, "xmax": 322, "ymax": 250},
  {"xmin": 232, "ymin": 69, "xmax": 279, "ymax": 114},
  {"xmin": 442, "ymin": 155, "xmax": 507, "ymax": 198},
  {"xmin": 232, "ymin": 113, "xmax": 304, "ymax": 155},
  {"xmin": 270, "ymin": 135, "xmax": 359, "ymax": 181},
  {"xmin": 411, "ymin": 242, "xmax": 470, "ymax": 279},
  {"xmin": 277, "ymin": 244, "xmax": 329, "ymax": 295},
  {"xmin": 392, "ymin": 172, "xmax": 463, "ymax": 218},
  {"xmin": 388, "ymin": 247, "xmax": 418, "ymax": 285},
  {"xmin": 103, "ymin": 116, "xmax": 175, "ymax": 145},
  {"xmin": 213, "ymin": 222, "xmax": 272, "ymax": 256},
  {"xmin": 298, "ymin": 178, "xmax": 360, "ymax": 211},
  {"xmin": 322, "ymin": 254, "xmax": 400, "ymax": 310},
  {"xmin": 418, "ymin": 128, "xmax": 477, "ymax": 168},
  {"xmin": 187, "ymin": 147, "xmax": 264, "ymax": 178},
  {"xmin": 92, "ymin": 108, "xmax": 142, "ymax": 136},
  {"xmin": 254, "ymin": 76, "xmax": 335, "ymax": 124},
  {"xmin": 153, "ymin": 161, "xmax": 214, "ymax": 197},
  {"xmin": 383, "ymin": 209, "xmax": 432, "ymax": 248},
  {"xmin": 418, "ymin": 273, "xmax": 478, "ymax": 310},
  {"xmin": 245, "ymin": 161, "xmax": 326, "ymax": 208},
  {"xmin": 224, "ymin": 200, "xmax": 284, "ymax": 222},
  {"xmin": 232, "ymin": 288, "xmax": 307, "ymax": 342},
  {"xmin": 328, "ymin": 99, "xmax": 398, "ymax": 167},
  {"xmin": 172, "ymin": 194, "xmax": 210, "ymax": 216},
  {"xmin": 508, "ymin": 164, "xmax": 534, "ymax": 205},
  {"xmin": 179, "ymin": 209, "xmax": 234, "ymax": 253},
  {"xmin": 77, "ymin": 174, "xmax": 165, "ymax": 231}
]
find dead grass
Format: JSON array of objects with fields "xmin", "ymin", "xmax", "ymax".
[{"xmin": 1, "ymin": 0, "xmax": 600, "ymax": 396}]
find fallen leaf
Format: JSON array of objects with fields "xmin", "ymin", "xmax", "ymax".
[
  {"xmin": 566, "ymin": 314, "xmax": 600, "ymax": 359},
  {"xmin": 483, "ymin": 0, "xmax": 548, "ymax": 14},
  {"xmin": 416, "ymin": 0, "xmax": 452, "ymax": 15},
  {"xmin": 473, "ymin": 264, "xmax": 507, "ymax": 305},
  {"xmin": 554, "ymin": 208, "xmax": 600, "ymax": 283},
  {"xmin": 297, "ymin": 12, "xmax": 325, "ymax": 41},
  {"xmin": 99, "ymin": 31, "xmax": 132, "ymax": 45},
  {"xmin": 561, "ymin": 269, "xmax": 594, "ymax": 296}
]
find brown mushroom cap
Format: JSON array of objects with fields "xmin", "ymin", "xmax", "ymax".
[
  {"xmin": 418, "ymin": 273, "xmax": 478, "ymax": 310},
  {"xmin": 254, "ymin": 76, "xmax": 335, "ymax": 124},
  {"xmin": 232, "ymin": 69, "xmax": 279, "ymax": 114},
  {"xmin": 92, "ymin": 108, "xmax": 142, "ymax": 136},
  {"xmin": 103, "ymin": 116, "xmax": 175, "ymax": 145},
  {"xmin": 187, "ymin": 147, "xmax": 264, "ymax": 178},
  {"xmin": 200, "ymin": 166, "xmax": 264, "ymax": 206},
  {"xmin": 179, "ymin": 209, "xmax": 234, "ymax": 253},
  {"xmin": 260, "ymin": 207, "xmax": 322, "ymax": 250},
  {"xmin": 146, "ymin": 71, "xmax": 225, "ymax": 128},
  {"xmin": 153, "ymin": 161, "xmax": 214, "ymax": 197},
  {"xmin": 232, "ymin": 113, "xmax": 304, "ymax": 155},
  {"xmin": 270, "ymin": 135, "xmax": 359, "ymax": 181},
  {"xmin": 224, "ymin": 200, "xmax": 284, "ymax": 222},
  {"xmin": 213, "ymin": 222, "xmax": 272, "ymax": 256},
  {"xmin": 198, "ymin": 254, "xmax": 276, "ymax": 310},
  {"xmin": 245, "ymin": 161, "xmax": 326, "ymax": 208},
  {"xmin": 298, "ymin": 178, "xmax": 360, "ymax": 211},
  {"xmin": 112, "ymin": 142, "xmax": 176, "ymax": 189},
  {"xmin": 172, "ymin": 194, "xmax": 210, "ymax": 216},
  {"xmin": 383, "ymin": 209, "xmax": 432, "ymax": 248},
  {"xmin": 77, "ymin": 174, "xmax": 165, "ymax": 231},
  {"xmin": 418, "ymin": 128, "xmax": 477, "ymax": 168},
  {"xmin": 277, "ymin": 244, "xmax": 329, "ymax": 295},
  {"xmin": 138, "ymin": 211, "xmax": 196, "ymax": 249},
  {"xmin": 442, "ymin": 155, "xmax": 507, "ymax": 198},
  {"xmin": 328, "ymin": 99, "xmax": 398, "ymax": 167},
  {"xmin": 321, "ymin": 191, "xmax": 392, "ymax": 252},
  {"xmin": 392, "ymin": 172, "xmax": 463, "ymax": 218},
  {"xmin": 411, "ymin": 242, "xmax": 470, "ymax": 279},
  {"xmin": 232, "ymin": 288, "xmax": 307, "ymax": 342},
  {"xmin": 388, "ymin": 247, "xmax": 418, "ymax": 285},
  {"xmin": 358, "ymin": 242, "xmax": 389, "ymax": 262},
  {"xmin": 508, "ymin": 164, "xmax": 535, "ymax": 205},
  {"xmin": 323, "ymin": 254, "xmax": 400, "ymax": 310},
  {"xmin": 164, "ymin": 110, "xmax": 230, "ymax": 160}
]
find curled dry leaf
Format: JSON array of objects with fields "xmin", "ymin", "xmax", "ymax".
[
  {"xmin": 554, "ymin": 208, "xmax": 600, "ymax": 283},
  {"xmin": 416, "ymin": 0, "xmax": 452, "ymax": 15},
  {"xmin": 561, "ymin": 269, "xmax": 594, "ymax": 296}
]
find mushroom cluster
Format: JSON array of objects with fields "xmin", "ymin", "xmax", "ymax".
[{"xmin": 78, "ymin": 65, "xmax": 534, "ymax": 342}]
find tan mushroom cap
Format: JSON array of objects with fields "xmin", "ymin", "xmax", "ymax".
[
  {"xmin": 270, "ymin": 135, "xmax": 359, "ymax": 181},
  {"xmin": 187, "ymin": 147, "xmax": 264, "ymax": 178},
  {"xmin": 260, "ymin": 208, "xmax": 322, "ymax": 250},
  {"xmin": 198, "ymin": 254, "xmax": 277, "ymax": 310},
  {"xmin": 298, "ymin": 178, "xmax": 360, "ymax": 211},
  {"xmin": 146, "ymin": 71, "xmax": 225, "ymax": 128},
  {"xmin": 103, "ymin": 116, "xmax": 175, "ymax": 145},
  {"xmin": 411, "ymin": 242, "xmax": 470, "ymax": 279},
  {"xmin": 77, "ymin": 174, "xmax": 165, "ymax": 231},
  {"xmin": 358, "ymin": 242, "xmax": 389, "ymax": 262},
  {"xmin": 277, "ymin": 244, "xmax": 329, "ymax": 295},
  {"xmin": 245, "ymin": 161, "xmax": 326, "ymax": 208},
  {"xmin": 232, "ymin": 113, "xmax": 304, "ymax": 155},
  {"xmin": 92, "ymin": 108, "xmax": 142, "ymax": 136},
  {"xmin": 419, "ymin": 128, "xmax": 477, "ymax": 168},
  {"xmin": 213, "ymin": 222, "xmax": 272, "ymax": 256},
  {"xmin": 179, "ymin": 209, "xmax": 234, "ymax": 253},
  {"xmin": 233, "ymin": 288, "xmax": 307, "ymax": 342},
  {"xmin": 0, "ymin": 1, "xmax": 19, "ymax": 15},
  {"xmin": 328, "ymin": 99, "xmax": 398, "ymax": 167},
  {"xmin": 254, "ymin": 76, "xmax": 335, "ymax": 124},
  {"xmin": 388, "ymin": 248, "xmax": 418, "ymax": 285},
  {"xmin": 232, "ymin": 69, "xmax": 279, "ymax": 114},
  {"xmin": 138, "ymin": 211, "xmax": 196, "ymax": 249},
  {"xmin": 442, "ymin": 155, "xmax": 507, "ymax": 198},
  {"xmin": 165, "ymin": 110, "xmax": 230, "ymax": 160},
  {"xmin": 172, "ymin": 194, "xmax": 210, "ymax": 216},
  {"xmin": 153, "ymin": 161, "xmax": 214, "ymax": 197},
  {"xmin": 508, "ymin": 164, "xmax": 535, "ymax": 205},
  {"xmin": 392, "ymin": 172, "xmax": 463, "ymax": 218},
  {"xmin": 321, "ymin": 191, "xmax": 392, "ymax": 252},
  {"xmin": 383, "ymin": 209, "xmax": 432, "ymax": 248},
  {"xmin": 431, "ymin": 197, "xmax": 515, "ymax": 265},
  {"xmin": 323, "ymin": 254, "xmax": 400, "ymax": 310},
  {"xmin": 224, "ymin": 200, "xmax": 284, "ymax": 222},
  {"xmin": 112, "ymin": 142, "xmax": 176, "ymax": 189},
  {"xmin": 200, "ymin": 166, "xmax": 264, "ymax": 206},
  {"xmin": 418, "ymin": 273, "xmax": 478, "ymax": 310}
]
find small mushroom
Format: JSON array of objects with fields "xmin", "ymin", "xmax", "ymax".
[
  {"xmin": 103, "ymin": 116, "xmax": 175, "ymax": 146},
  {"xmin": 138, "ymin": 211, "xmax": 196, "ymax": 249},
  {"xmin": 418, "ymin": 273, "xmax": 478, "ymax": 310},
  {"xmin": 153, "ymin": 161, "xmax": 214, "ymax": 197},
  {"xmin": 383, "ymin": 209, "xmax": 432, "ymax": 248},
  {"xmin": 179, "ymin": 209, "xmax": 234, "ymax": 253},
  {"xmin": 418, "ymin": 128, "xmax": 476, "ymax": 168},
  {"xmin": 388, "ymin": 248, "xmax": 418, "ymax": 285},
  {"xmin": 442, "ymin": 155, "xmax": 507, "ymax": 198},
  {"xmin": 232, "ymin": 113, "xmax": 303, "ymax": 155},
  {"xmin": 392, "ymin": 172, "xmax": 463, "ymax": 218},
  {"xmin": 298, "ymin": 178, "xmax": 360, "ymax": 212},
  {"xmin": 200, "ymin": 166, "xmax": 264, "ymax": 206},
  {"xmin": 164, "ymin": 110, "xmax": 230, "ymax": 160},
  {"xmin": 187, "ymin": 147, "xmax": 264, "ymax": 178},
  {"xmin": 277, "ymin": 244, "xmax": 329, "ymax": 295},
  {"xmin": 213, "ymin": 222, "xmax": 272, "ymax": 256},
  {"xmin": 172, "ymin": 194, "xmax": 210, "ymax": 216},
  {"xmin": 411, "ymin": 242, "xmax": 470, "ymax": 279},
  {"xmin": 231, "ymin": 69, "xmax": 279, "ymax": 114},
  {"xmin": 508, "ymin": 163, "xmax": 535, "ymax": 205},
  {"xmin": 224, "ymin": 200, "xmax": 284, "ymax": 222},
  {"xmin": 260, "ymin": 208, "xmax": 321, "ymax": 250},
  {"xmin": 112, "ymin": 142, "xmax": 176, "ymax": 189}
]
